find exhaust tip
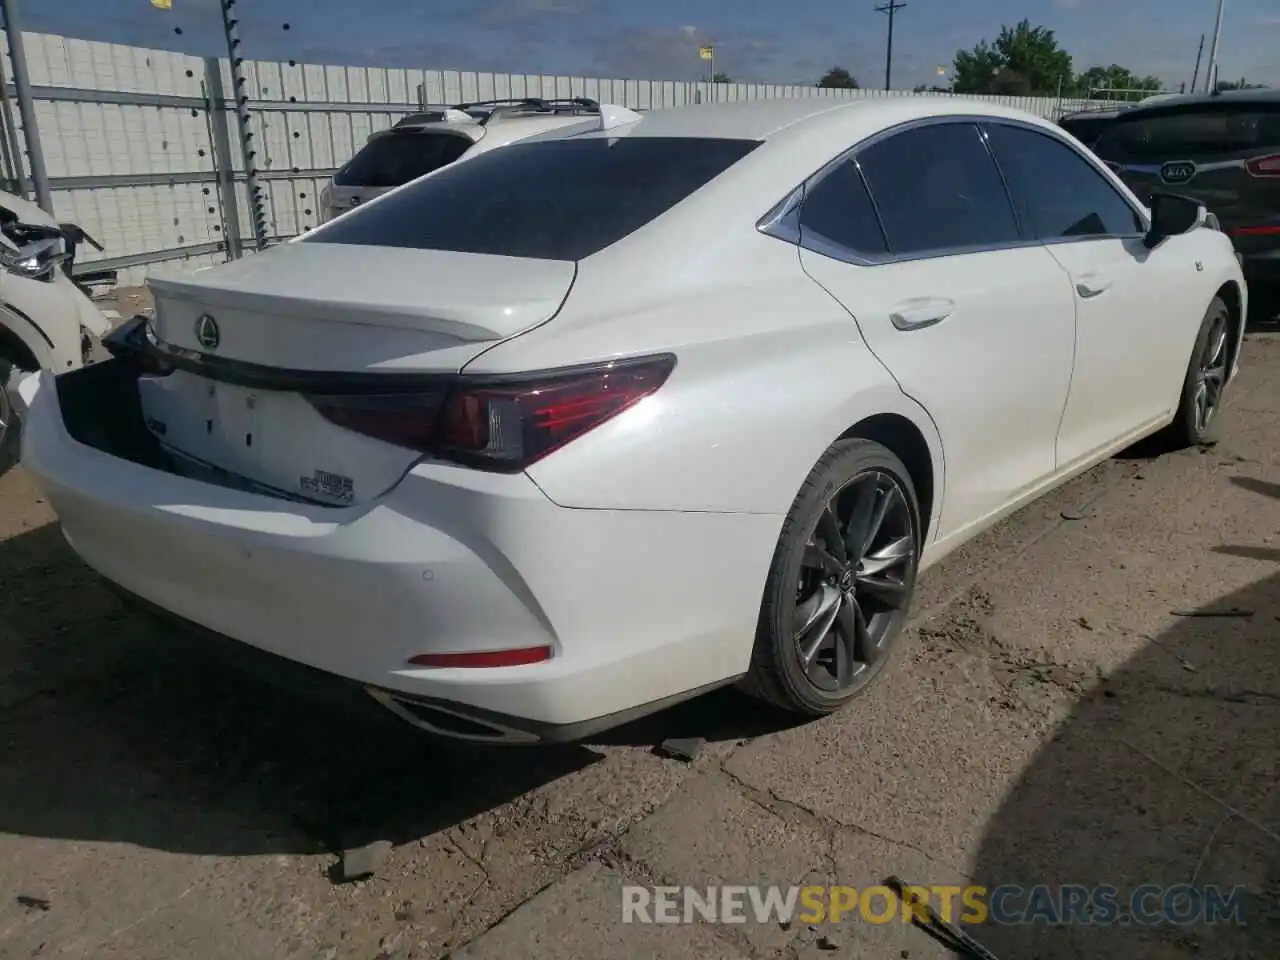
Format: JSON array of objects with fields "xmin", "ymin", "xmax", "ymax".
[{"xmin": 365, "ymin": 688, "xmax": 541, "ymax": 745}]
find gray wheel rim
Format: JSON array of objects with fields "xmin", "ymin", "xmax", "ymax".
[
  {"xmin": 1193, "ymin": 310, "xmax": 1229, "ymax": 434},
  {"xmin": 793, "ymin": 469, "xmax": 916, "ymax": 694}
]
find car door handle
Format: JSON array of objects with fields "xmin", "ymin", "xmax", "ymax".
[
  {"xmin": 1075, "ymin": 275, "xmax": 1112, "ymax": 298},
  {"xmin": 889, "ymin": 297, "xmax": 954, "ymax": 331}
]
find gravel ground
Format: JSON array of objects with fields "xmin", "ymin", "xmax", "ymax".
[{"xmin": 0, "ymin": 324, "xmax": 1278, "ymax": 959}]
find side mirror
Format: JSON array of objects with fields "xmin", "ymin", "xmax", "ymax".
[{"xmin": 1144, "ymin": 192, "xmax": 1205, "ymax": 248}]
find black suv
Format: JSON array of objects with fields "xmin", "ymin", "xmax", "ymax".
[
  {"xmin": 1093, "ymin": 89, "xmax": 1280, "ymax": 315},
  {"xmin": 1058, "ymin": 106, "xmax": 1130, "ymax": 149}
]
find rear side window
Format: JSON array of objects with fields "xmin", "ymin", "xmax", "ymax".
[
  {"xmin": 985, "ymin": 123, "xmax": 1144, "ymax": 239},
  {"xmin": 309, "ymin": 137, "xmax": 760, "ymax": 261},
  {"xmin": 798, "ymin": 160, "xmax": 888, "ymax": 256},
  {"xmin": 1096, "ymin": 103, "xmax": 1280, "ymax": 161},
  {"xmin": 333, "ymin": 133, "xmax": 473, "ymax": 188},
  {"xmin": 857, "ymin": 122, "xmax": 1021, "ymax": 255}
]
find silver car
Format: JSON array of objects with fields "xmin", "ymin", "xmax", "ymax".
[{"xmin": 319, "ymin": 98, "xmax": 604, "ymax": 221}]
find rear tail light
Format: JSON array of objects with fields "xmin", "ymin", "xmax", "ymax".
[
  {"xmin": 1246, "ymin": 154, "xmax": 1280, "ymax": 178},
  {"xmin": 307, "ymin": 354, "xmax": 675, "ymax": 472}
]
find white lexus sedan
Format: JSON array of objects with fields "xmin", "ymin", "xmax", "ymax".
[{"xmin": 14, "ymin": 96, "xmax": 1245, "ymax": 744}]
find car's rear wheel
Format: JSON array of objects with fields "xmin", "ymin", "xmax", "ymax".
[
  {"xmin": 1167, "ymin": 295, "xmax": 1232, "ymax": 449},
  {"xmin": 741, "ymin": 438, "xmax": 921, "ymax": 716}
]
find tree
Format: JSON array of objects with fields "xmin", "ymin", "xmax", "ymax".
[
  {"xmin": 1075, "ymin": 64, "xmax": 1162, "ymax": 98},
  {"xmin": 817, "ymin": 66, "xmax": 859, "ymax": 89},
  {"xmin": 712, "ymin": 71, "xmax": 732, "ymax": 83},
  {"xmin": 952, "ymin": 20, "xmax": 1072, "ymax": 96}
]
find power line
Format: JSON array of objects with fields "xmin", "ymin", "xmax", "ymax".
[{"xmin": 875, "ymin": 0, "xmax": 907, "ymax": 92}]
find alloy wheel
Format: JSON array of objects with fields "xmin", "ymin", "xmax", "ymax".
[
  {"xmin": 1193, "ymin": 309, "xmax": 1229, "ymax": 435},
  {"xmin": 793, "ymin": 470, "xmax": 917, "ymax": 694}
]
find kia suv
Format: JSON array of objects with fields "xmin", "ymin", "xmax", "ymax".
[{"xmin": 1094, "ymin": 89, "xmax": 1280, "ymax": 317}]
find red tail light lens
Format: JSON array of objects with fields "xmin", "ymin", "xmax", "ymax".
[
  {"xmin": 308, "ymin": 354, "xmax": 675, "ymax": 472},
  {"xmin": 1246, "ymin": 154, "xmax": 1280, "ymax": 178},
  {"xmin": 408, "ymin": 646, "xmax": 552, "ymax": 668}
]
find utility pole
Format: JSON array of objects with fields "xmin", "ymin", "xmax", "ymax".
[
  {"xmin": 1205, "ymin": 0, "xmax": 1225, "ymax": 93},
  {"xmin": 1190, "ymin": 33, "xmax": 1204, "ymax": 94},
  {"xmin": 875, "ymin": 0, "xmax": 907, "ymax": 92}
]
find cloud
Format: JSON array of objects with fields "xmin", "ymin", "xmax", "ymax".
[
  {"xmin": 472, "ymin": 0, "xmax": 598, "ymax": 27},
  {"xmin": 586, "ymin": 25, "xmax": 784, "ymax": 80}
]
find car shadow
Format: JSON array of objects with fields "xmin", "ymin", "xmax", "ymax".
[
  {"xmin": 962, "ymin": 479, "xmax": 1280, "ymax": 958},
  {"xmin": 0, "ymin": 522, "xmax": 797, "ymax": 861}
]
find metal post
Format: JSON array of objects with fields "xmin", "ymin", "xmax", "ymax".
[
  {"xmin": 1205, "ymin": 0, "xmax": 1225, "ymax": 93},
  {"xmin": 876, "ymin": 0, "xmax": 907, "ymax": 92},
  {"xmin": 219, "ymin": 0, "xmax": 268, "ymax": 251},
  {"xmin": 1, "ymin": 0, "xmax": 51, "ymax": 213},
  {"xmin": 0, "ymin": 45, "xmax": 25, "ymax": 197},
  {"xmin": 202, "ymin": 57, "xmax": 243, "ymax": 260},
  {"xmin": 1190, "ymin": 34, "xmax": 1204, "ymax": 95}
]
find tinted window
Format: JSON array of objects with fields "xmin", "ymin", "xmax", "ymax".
[
  {"xmin": 1058, "ymin": 114, "xmax": 1116, "ymax": 147},
  {"xmin": 1095, "ymin": 103, "xmax": 1280, "ymax": 161},
  {"xmin": 857, "ymin": 123, "xmax": 1020, "ymax": 254},
  {"xmin": 986, "ymin": 123, "xmax": 1143, "ymax": 239},
  {"xmin": 333, "ymin": 133, "xmax": 473, "ymax": 188},
  {"xmin": 797, "ymin": 160, "xmax": 888, "ymax": 255},
  {"xmin": 309, "ymin": 137, "xmax": 759, "ymax": 261}
]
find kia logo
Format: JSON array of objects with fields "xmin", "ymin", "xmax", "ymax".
[{"xmin": 1161, "ymin": 161, "xmax": 1196, "ymax": 185}]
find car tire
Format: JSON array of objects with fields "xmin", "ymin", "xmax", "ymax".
[
  {"xmin": 0, "ymin": 354, "xmax": 22, "ymax": 478},
  {"xmin": 741, "ymin": 438, "xmax": 922, "ymax": 717},
  {"xmin": 1166, "ymin": 296, "xmax": 1232, "ymax": 449}
]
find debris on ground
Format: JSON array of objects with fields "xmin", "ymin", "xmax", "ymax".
[
  {"xmin": 655, "ymin": 736, "xmax": 704, "ymax": 762},
  {"xmin": 816, "ymin": 932, "xmax": 840, "ymax": 950},
  {"xmin": 16, "ymin": 895, "xmax": 51, "ymax": 912},
  {"xmin": 1060, "ymin": 508, "xmax": 1092, "ymax": 520},
  {"xmin": 338, "ymin": 840, "xmax": 392, "ymax": 882}
]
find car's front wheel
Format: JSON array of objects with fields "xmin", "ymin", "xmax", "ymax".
[
  {"xmin": 1167, "ymin": 295, "xmax": 1232, "ymax": 448},
  {"xmin": 741, "ymin": 438, "xmax": 921, "ymax": 716}
]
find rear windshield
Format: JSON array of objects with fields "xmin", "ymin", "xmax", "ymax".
[
  {"xmin": 1058, "ymin": 115, "xmax": 1115, "ymax": 146},
  {"xmin": 307, "ymin": 136, "xmax": 760, "ymax": 261},
  {"xmin": 1095, "ymin": 103, "xmax": 1280, "ymax": 161},
  {"xmin": 333, "ymin": 132, "xmax": 474, "ymax": 188}
]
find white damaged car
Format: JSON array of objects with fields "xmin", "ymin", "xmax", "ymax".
[{"xmin": 0, "ymin": 189, "xmax": 114, "ymax": 474}]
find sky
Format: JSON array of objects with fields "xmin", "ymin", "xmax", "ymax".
[{"xmin": 20, "ymin": 0, "xmax": 1280, "ymax": 92}]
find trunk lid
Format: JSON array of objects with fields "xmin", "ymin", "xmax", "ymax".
[{"xmin": 141, "ymin": 242, "xmax": 575, "ymax": 505}]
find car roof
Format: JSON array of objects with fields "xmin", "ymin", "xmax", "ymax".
[
  {"xmin": 567, "ymin": 95, "xmax": 1064, "ymax": 144},
  {"xmin": 1118, "ymin": 87, "xmax": 1280, "ymax": 117}
]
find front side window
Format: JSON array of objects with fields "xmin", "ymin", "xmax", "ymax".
[
  {"xmin": 985, "ymin": 122, "xmax": 1144, "ymax": 239},
  {"xmin": 310, "ymin": 136, "xmax": 760, "ymax": 261},
  {"xmin": 856, "ymin": 122, "xmax": 1022, "ymax": 256}
]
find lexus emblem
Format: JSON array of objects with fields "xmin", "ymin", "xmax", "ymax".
[
  {"xmin": 1160, "ymin": 161, "xmax": 1196, "ymax": 185},
  {"xmin": 195, "ymin": 313, "xmax": 220, "ymax": 351}
]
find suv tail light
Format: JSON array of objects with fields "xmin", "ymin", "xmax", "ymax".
[
  {"xmin": 307, "ymin": 354, "xmax": 675, "ymax": 472},
  {"xmin": 1246, "ymin": 154, "xmax": 1280, "ymax": 178}
]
